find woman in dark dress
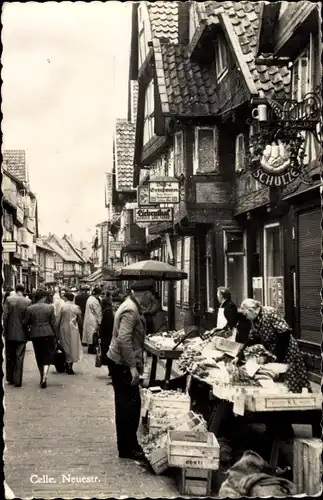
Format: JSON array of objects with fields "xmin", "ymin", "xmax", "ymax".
[
  {"xmin": 99, "ymin": 291, "xmax": 114, "ymax": 380},
  {"xmin": 24, "ymin": 289, "xmax": 58, "ymax": 388}
]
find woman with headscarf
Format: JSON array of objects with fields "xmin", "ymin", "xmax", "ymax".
[
  {"xmin": 58, "ymin": 291, "xmax": 83, "ymax": 374},
  {"xmin": 83, "ymin": 286, "xmax": 102, "ymax": 354},
  {"xmin": 24, "ymin": 289, "xmax": 58, "ymax": 388},
  {"xmin": 99, "ymin": 291, "xmax": 114, "ymax": 380},
  {"xmin": 240, "ymin": 298, "xmax": 311, "ymax": 393}
]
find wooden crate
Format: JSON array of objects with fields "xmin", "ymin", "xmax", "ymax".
[
  {"xmin": 177, "ymin": 468, "xmax": 212, "ymax": 496},
  {"xmin": 293, "ymin": 438, "xmax": 323, "ymax": 495},
  {"xmin": 148, "ymin": 410, "xmax": 190, "ymax": 434},
  {"xmin": 167, "ymin": 430, "xmax": 220, "ymax": 470},
  {"xmin": 149, "ymin": 390, "xmax": 191, "ymax": 412},
  {"xmin": 247, "ymin": 392, "xmax": 322, "ymax": 412}
]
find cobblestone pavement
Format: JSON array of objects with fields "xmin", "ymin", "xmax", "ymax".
[{"xmin": 4, "ymin": 343, "xmax": 179, "ymax": 499}]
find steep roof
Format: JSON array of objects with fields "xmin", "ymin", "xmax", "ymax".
[
  {"xmin": 45, "ymin": 235, "xmax": 79, "ymax": 263},
  {"xmin": 196, "ymin": 1, "xmax": 290, "ymax": 98},
  {"xmin": 63, "ymin": 235, "xmax": 86, "ymax": 263},
  {"xmin": 147, "ymin": 1, "xmax": 179, "ymax": 43},
  {"xmin": 3, "ymin": 150, "xmax": 28, "ymax": 183},
  {"xmin": 115, "ymin": 119, "xmax": 136, "ymax": 192},
  {"xmin": 160, "ymin": 43, "xmax": 219, "ymax": 115}
]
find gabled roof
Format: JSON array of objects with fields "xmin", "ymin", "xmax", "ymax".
[
  {"xmin": 147, "ymin": 1, "xmax": 179, "ymax": 43},
  {"xmin": 63, "ymin": 235, "xmax": 86, "ymax": 263},
  {"xmin": 160, "ymin": 43, "xmax": 219, "ymax": 116},
  {"xmin": 195, "ymin": 1, "xmax": 290, "ymax": 99},
  {"xmin": 45, "ymin": 235, "xmax": 79, "ymax": 263},
  {"xmin": 115, "ymin": 119, "xmax": 136, "ymax": 192},
  {"xmin": 3, "ymin": 150, "xmax": 28, "ymax": 183},
  {"xmin": 36, "ymin": 240, "xmax": 55, "ymax": 253}
]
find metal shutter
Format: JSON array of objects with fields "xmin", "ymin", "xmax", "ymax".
[{"xmin": 298, "ymin": 208, "xmax": 322, "ymax": 345}]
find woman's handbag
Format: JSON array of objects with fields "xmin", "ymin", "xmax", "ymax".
[
  {"xmin": 95, "ymin": 339, "xmax": 102, "ymax": 368},
  {"xmin": 54, "ymin": 343, "xmax": 66, "ymax": 373}
]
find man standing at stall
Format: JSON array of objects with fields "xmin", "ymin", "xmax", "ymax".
[{"xmin": 107, "ymin": 279, "xmax": 155, "ymax": 460}]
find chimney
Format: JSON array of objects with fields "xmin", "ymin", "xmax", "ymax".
[{"xmin": 178, "ymin": 1, "xmax": 190, "ymax": 46}]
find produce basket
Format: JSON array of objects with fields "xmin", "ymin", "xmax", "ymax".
[
  {"xmin": 167, "ymin": 430, "xmax": 220, "ymax": 470},
  {"xmin": 148, "ymin": 389, "xmax": 191, "ymax": 412}
]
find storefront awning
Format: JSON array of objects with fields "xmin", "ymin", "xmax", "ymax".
[{"xmin": 84, "ymin": 269, "xmax": 103, "ymax": 283}]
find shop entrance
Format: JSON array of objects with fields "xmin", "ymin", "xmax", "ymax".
[{"xmin": 224, "ymin": 230, "xmax": 247, "ymax": 306}]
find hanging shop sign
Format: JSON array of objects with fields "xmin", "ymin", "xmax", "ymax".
[
  {"xmin": 137, "ymin": 185, "xmax": 158, "ymax": 207},
  {"xmin": 248, "ymin": 89, "xmax": 321, "ymax": 187},
  {"xmin": 149, "ymin": 177, "xmax": 180, "ymax": 204},
  {"xmin": 109, "ymin": 241, "xmax": 123, "ymax": 252},
  {"xmin": 134, "ymin": 207, "xmax": 173, "ymax": 224}
]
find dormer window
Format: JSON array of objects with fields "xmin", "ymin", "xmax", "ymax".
[
  {"xmin": 143, "ymin": 80, "xmax": 155, "ymax": 145},
  {"xmin": 215, "ymin": 36, "xmax": 228, "ymax": 83}
]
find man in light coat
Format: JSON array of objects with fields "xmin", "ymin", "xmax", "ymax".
[
  {"xmin": 107, "ymin": 279, "xmax": 155, "ymax": 460},
  {"xmin": 3, "ymin": 284, "xmax": 31, "ymax": 387},
  {"xmin": 83, "ymin": 286, "xmax": 102, "ymax": 354}
]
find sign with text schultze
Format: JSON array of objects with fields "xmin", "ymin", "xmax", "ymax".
[
  {"xmin": 135, "ymin": 207, "xmax": 173, "ymax": 224},
  {"xmin": 149, "ymin": 178, "xmax": 180, "ymax": 204}
]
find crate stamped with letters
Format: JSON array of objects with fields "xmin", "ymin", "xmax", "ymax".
[{"xmin": 167, "ymin": 430, "xmax": 220, "ymax": 470}]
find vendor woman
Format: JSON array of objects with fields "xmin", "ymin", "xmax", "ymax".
[
  {"xmin": 240, "ymin": 298, "xmax": 311, "ymax": 393},
  {"xmin": 216, "ymin": 287, "xmax": 239, "ymax": 337}
]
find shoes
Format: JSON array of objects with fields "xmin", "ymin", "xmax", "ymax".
[
  {"xmin": 67, "ymin": 367, "xmax": 74, "ymax": 375},
  {"xmin": 14, "ymin": 383, "xmax": 22, "ymax": 388},
  {"xmin": 40, "ymin": 379, "xmax": 47, "ymax": 389}
]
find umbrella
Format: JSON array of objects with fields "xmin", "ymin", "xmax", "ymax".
[{"xmin": 116, "ymin": 260, "xmax": 187, "ymax": 281}]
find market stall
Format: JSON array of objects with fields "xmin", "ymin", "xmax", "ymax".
[{"xmin": 144, "ymin": 335, "xmax": 183, "ymax": 388}]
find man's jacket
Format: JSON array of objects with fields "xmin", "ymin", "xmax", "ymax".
[
  {"xmin": 108, "ymin": 295, "xmax": 145, "ymax": 371},
  {"xmin": 3, "ymin": 295, "xmax": 31, "ymax": 341}
]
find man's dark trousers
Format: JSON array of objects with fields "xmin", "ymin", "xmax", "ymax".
[
  {"xmin": 6, "ymin": 340, "xmax": 27, "ymax": 386},
  {"xmin": 107, "ymin": 358, "xmax": 141, "ymax": 455}
]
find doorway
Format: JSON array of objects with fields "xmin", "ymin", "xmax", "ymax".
[{"xmin": 224, "ymin": 230, "xmax": 247, "ymax": 306}]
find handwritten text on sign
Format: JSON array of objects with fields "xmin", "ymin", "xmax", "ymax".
[
  {"xmin": 135, "ymin": 207, "xmax": 173, "ymax": 223},
  {"xmin": 149, "ymin": 179, "xmax": 180, "ymax": 204}
]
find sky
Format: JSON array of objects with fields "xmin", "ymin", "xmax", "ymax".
[{"xmin": 2, "ymin": 1, "xmax": 132, "ymax": 242}]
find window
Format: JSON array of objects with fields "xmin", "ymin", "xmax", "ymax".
[
  {"xmin": 264, "ymin": 223, "xmax": 284, "ymax": 314},
  {"xmin": 176, "ymin": 238, "xmax": 182, "ymax": 305},
  {"xmin": 55, "ymin": 261, "xmax": 63, "ymax": 272},
  {"xmin": 215, "ymin": 37, "xmax": 228, "ymax": 82},
  {"xmin": 182, "ymin": 237, "xmax": 191, "ymax": 306},
  {"xmin": 291, "ymin": 34, "xmax": 313, "ymax": 102},
  {"xmin": 205, "ymin": 231, "xmax": 214, "ymax": 312},
  {"xmin": 143, "ymin": 80, "xmax": 155, "ymax": 145},
  {"xmin": 194, "ymin": 126, "xmax": 219, "ymax": 174},
  {"xmin": 249, "ymin": 125, "xmax": 261, "ymax": 191},
  {"xmin": 235, "ymin": 133, "xmax": 245, "ymax": 172},
  {"xmin": 138, "ymin": 4, "xmax": 151, "ymax": 68},
  {"xmin": 174, "ymin": 131, "xmax": 184, "ymax": 177}
]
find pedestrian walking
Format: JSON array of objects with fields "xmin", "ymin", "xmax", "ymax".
[
  {"xmin": 75, "ymin": 285, "xmax": 90, "ymax": 342},
  {"xmin": 57, "ymin": 291, "xmax": 83, "ymax": 374},
  {"xmin": 99, "ymin": 291, "xmax": 114, "ymax": 382},
  {"xmin": 83, "ymin": 286, "xmax": 102, "ymax": 354},
  {"xmin": 107, "ymin": 279, "xmax": 154, "ymax": 460},
  {"xmin": 3, "ymin": 284, "xmax": 31, "ymax": 387},
  {"xmin": 53, "ymin": 287, "xmax": 67, "ymax": 323},
  {"xmin": 24, "ymin": 289, "xmax": 58, "ymax": 389}
]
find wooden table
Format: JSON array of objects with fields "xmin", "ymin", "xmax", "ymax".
[
  {"xmin": 188, "ymin": 374, "xmax": 322, "ymax": 467},
  {"xmin": 144, "ymin": 340, "xmax": 183, "ymax": 389}
]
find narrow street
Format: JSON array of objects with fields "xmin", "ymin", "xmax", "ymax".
[{"xmin": 4, "ymin": 343, "xmax": 178, "ymax": 499}]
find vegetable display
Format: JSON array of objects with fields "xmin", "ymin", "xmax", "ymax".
[{"xmin": 244, "ymin": 344, "xmax": 277, "ymax": 364}]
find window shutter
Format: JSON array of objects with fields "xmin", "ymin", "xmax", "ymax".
[{"xmin": 235, "ymin": 133, "xmax": 245, "ymax": 171}]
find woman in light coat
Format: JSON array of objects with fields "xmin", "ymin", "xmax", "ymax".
[
  {"xmin": 58, "ymin": 291, "xmax": 83, "ymax": 374},
  {"xmin": 83, "ymin": 286, "xmax": 102, "ymax": 354}
]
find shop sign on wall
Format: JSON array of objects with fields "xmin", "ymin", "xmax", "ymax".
[
  {"xmin": 149, "ymin": 178, "xmax": 180, "ymax": 204},
  {"xmin": 137, "ymin": 185, "xmax": 158, "ymax": 207},
  {"xmin": 109, "ymin": 241, "xmax": 123, "ymax": 252},
  {"xmin": 134, "ymin": 207, "xmax": 173, "ymax": 224}
]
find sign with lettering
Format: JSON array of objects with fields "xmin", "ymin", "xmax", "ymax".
[
  {"xmin": 137, "ymin": 185, "xmax": 158, "ymax": 207},
  {"xmin": 109, "ymin": 241, "xmax": 123, "ymax": 252},
  {"xmin": 251, "ymin": 139, "xmax": 301, "ymax": 187},
  {"xmin": 149, "ymin": 178, "xmax": 180, "ymax": 204},
  {"xmin": 134, "ymin": 207, "xmax": 173, "ymax": 224}
]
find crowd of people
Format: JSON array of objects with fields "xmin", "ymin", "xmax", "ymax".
[{"xmin": 3, "ymin": 279, "xmax": 310, "ymax": 463}]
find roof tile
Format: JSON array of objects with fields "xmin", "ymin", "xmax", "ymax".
[
  {"xmin": 147, "ymin": 2, "xmax": 179, "ymax": 44},
  {"xmin": 115, "ymin": 119, "xmax": 135, "ymax": 192},
  {"xmin": 3, "ymin": 150, "xmax": 27, "ymax": 183}
]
